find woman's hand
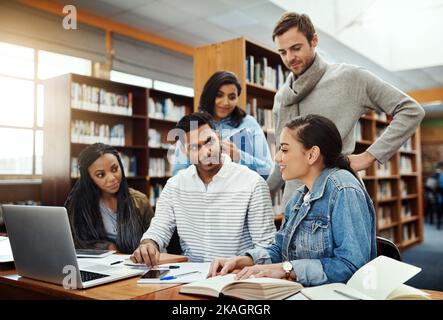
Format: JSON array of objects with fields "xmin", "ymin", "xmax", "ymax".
[
  {"xmin": 208, "ymin": 257, "xmax": 237, "ymax": 278},
  {"xmin": 235, "ymin": 263, "xmax": 287, "ymax": 280},
  {"xmin": 208, "ymin": 256, "xmax": 254, "ymax": 278},
  {"xmin": 221, "ymin": 140, "xmax": 240, "ymax": 162}
]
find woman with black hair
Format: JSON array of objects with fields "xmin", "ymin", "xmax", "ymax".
[
  {"xmin": 209, "ymin": 114, "xmax": 377, "ymax": 287},
  {"xmin": 172, "ymin": 70, "xmax": 273, "ymax": 178},
  {"xmin": 65, "ymin": 143, "xmax": 154, "ymax": 253}
]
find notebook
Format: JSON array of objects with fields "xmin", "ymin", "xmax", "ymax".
[
  {"xmin": 301, "ymin": 256, "xmax": 430, "ymax": 300},
  {"xmin": 180, "ymin": 274, "xmax": 303, "ymax": 300}
]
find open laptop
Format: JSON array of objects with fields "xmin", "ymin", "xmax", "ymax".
[{"xmin": 1, "ymin": 204, "xmax": 144, "ymax": 289}]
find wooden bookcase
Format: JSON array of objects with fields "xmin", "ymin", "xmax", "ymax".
[
  {"xmin": 42, "ymin": 73, "xmax": 192, "ymax": 207},
  {"xmin": 355, "ymin": 112, "xmax": 423, "ymax": 251},
  {"xmin": 194, "ymin": 38, "xmax": 424, "ymax": 248},
  {"xmin": 194, "ymin": 37, "xmax": 287, "ymax": 219}
]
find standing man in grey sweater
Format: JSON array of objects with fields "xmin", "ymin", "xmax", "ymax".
[{"xmin": 268, "ymin": 12, "xmax": 425, "ymax": 206}]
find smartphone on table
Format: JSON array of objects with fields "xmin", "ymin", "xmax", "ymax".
[{"xmin": 140, "ymin": 269, "xmax": 169, "ymax": 279}]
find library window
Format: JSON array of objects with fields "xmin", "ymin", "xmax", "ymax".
[
  {"xmin": 0, "ymin": 40, "xmax": 92, "ymax": 179},
  {"xmin": 153, "ymin": 80, "xmax": 194, "ymax": 97},
  {"xmin": 0, "ymin": 76, "xmax": 34, "ymax": 128},
  {"xmin": 110, "ymin": 70, "xmax": 153, "ymax": 88},
  {"xmin": 0, "ymin": 128, "xmax": 34, "ymax": 175},
  {"xmin": 0, "ymin": 42, "xmax": 34, "ymax": 79},
  {"xmin": 37, "ymin": 50, "xmax": 91, "ymax": 80}
]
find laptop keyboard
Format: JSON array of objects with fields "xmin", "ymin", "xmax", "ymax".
[{"xmin": 80, "ymin": 270, "xmax": 110, "ymax": 282}]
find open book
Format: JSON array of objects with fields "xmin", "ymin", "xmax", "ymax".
[
  {"xmin": 180, "ymin": 274, "xmax": 303, "ymax": 300},
  {"xmin": 301, "ymin": 256, "xmax": 430, "ymax": 300}
]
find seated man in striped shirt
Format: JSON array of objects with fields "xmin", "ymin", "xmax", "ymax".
[{"xmin": 130, "ymin": 112, "xmax": 276, "ymax": 266}]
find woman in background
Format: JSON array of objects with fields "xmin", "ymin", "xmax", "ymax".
[
  {"xmin": 172, "ymin": 70, "xmax": 273, "ymax": 178},
  {"xmin": 65, "ymin": 143, "xmax": 154, "ymax": 253},
  {"xmin": 209, "ymin": 114, "xmax": 376, "ymax": 286}
]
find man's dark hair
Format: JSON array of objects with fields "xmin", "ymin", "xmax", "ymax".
[
  {"xmin": 174, "ymin": 111, "xmax": 215, "ymax": 143},
  {"xmin": 272, "ymin": 12, "xmax": 316, "ymax": 44}
]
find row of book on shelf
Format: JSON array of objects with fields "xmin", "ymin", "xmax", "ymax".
[
  {"xmin": 71, "ymin": 153, "xmax": 137, "ymax": 178},
  {"xmin": 71, "ymin": 82, "xmax": 133, "ymax": 116},
  {"xmin": 378, "ymin": 180, "xmax": 414, "ymax": 200},
  {"xmin": 148, "ymin": 128, "xmax": 173, "ymax": 150},
  {"xmin": 375, "ymin": 155, "xmax": 414, "ymax": 176},
  {"xmin": 149, "ymin": 157, "xmax": 171, "ymax": 178},
  {"xmin": 245, "ymin": 98, "xmax": 274, "ymax": 132},
  {"xmin": 71, "ymin": 120, "xmax": 125, "ymax": 146},
  {"xmin": 378, "ymin": 202, "xmax": 415, "ymax": 228},
  {"xmin": 245, "ymin": 55, "xmax": 290, "ymax": 91},
  {"xmin": 377, "ymin": 224, "xmax": 417, "ymax": 244},
  {"xmin": 148, "ymin": 97, "xmax": 187, "ymax": 122}
]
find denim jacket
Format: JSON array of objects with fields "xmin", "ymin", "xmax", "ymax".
[
  {"xmin": 172, "ymin": 115, "xmax": 274, "ymax": 178},
  {"xmin": 245, "ymin": 167, "xmax": 376, "ymax": 287}
]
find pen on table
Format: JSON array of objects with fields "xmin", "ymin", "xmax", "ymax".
[
  {"xmin": 160, "ymin": 271, "xmax": 201, "ymax": 281},
  {"xmin": 333, "ymin": 289, "xmax": 363, "ymax": 300},
  {"xmin": 110, "ymin": 260, "xmax": 123, "ymax": 265}
]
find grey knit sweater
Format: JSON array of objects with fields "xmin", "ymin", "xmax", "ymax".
[{"xmin": 267, "ymin": 54, "xmax": 425, "ymax": 207}]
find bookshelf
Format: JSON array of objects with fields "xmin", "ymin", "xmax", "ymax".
[
  {"xmin": 354, "ymin": 111, "xmax": 424, "ymax": 251},
  {"xmin": 194, "ymin": 38, "xmax": 424, "ymax": 246},
  {"xmin": 194, "ymin": 37, "xmax": 289, "ymax": 221},
  {"xmin": 42, "ymin": 73, "xmax": 192, "ymax": 208}
]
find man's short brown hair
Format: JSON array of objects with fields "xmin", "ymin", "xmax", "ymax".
[{"xmin": 272, "ymin": 12, "xmax": 316, "ymax": 44}]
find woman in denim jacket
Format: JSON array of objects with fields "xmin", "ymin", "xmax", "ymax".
[{"xmin": 209, "ymin": 114, "xmax": 376, "ymax": 286}]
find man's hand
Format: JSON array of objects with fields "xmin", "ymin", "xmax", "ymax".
[
  {"xmin": 130, "ymin": 239, "xmax": 160, "ymax": 267},
  {"xmin": 348, "ymin": 151, "xmax": 376, "ymax": 172}
]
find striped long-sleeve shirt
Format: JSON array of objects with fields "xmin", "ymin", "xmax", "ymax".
[{"xmin": 142, "ymin": 156, "xmax": 276, "ymax": 262}]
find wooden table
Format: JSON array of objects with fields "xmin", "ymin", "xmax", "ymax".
[
  {"xmin": 0, "ymin": 253, "xmax": 187, "ymax": 300},
  {"xmin": 1, "ymin": 251, "xmax": 442, "ymax": 300}
]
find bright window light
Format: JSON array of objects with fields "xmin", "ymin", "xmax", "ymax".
[
  {"xmin": 153, "ymin": 80, "xmax": 194, "ymax": 97},
  {"xmin": 0, "ymin": 42, "xmax": 34, "ymax": 79},
  {"xmin": 0, "ymin": 76, "xmax": 34, "ymax": 127},
  {"xmin": 38, "ymin": 50, "xmax": 91, "ymax": 80},
  {"xmin": 0, "ymin": 128, "xmax": 33, "ymax": 175},
  {"xmin": 35, "ymin": 130, "xmax": 43, "ymax": 175},
  {"xmin": 37, "ymin": 84, "xmax": 44, "ymax": 127},
  {"xmin": 110, "ymin": 70, "xmax": 153, "ymax": 88}
]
